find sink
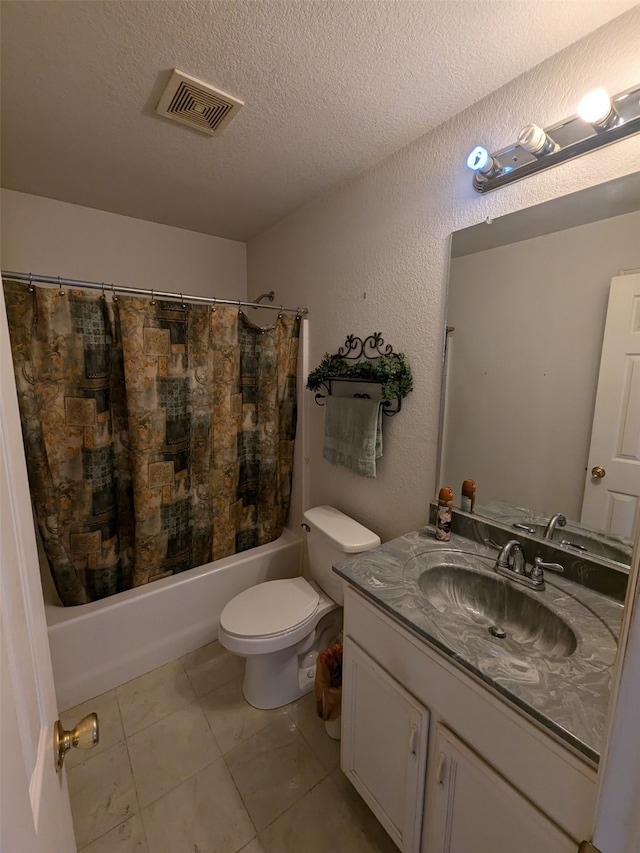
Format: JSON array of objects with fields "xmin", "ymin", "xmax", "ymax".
[{"xmin": 417, "ymin": 564, "xmax": 577, "ymax": 659}]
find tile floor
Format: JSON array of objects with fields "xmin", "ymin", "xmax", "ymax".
[{"xmin": 62, "ymin": 642, "xmax": 398, "ymax": 853}]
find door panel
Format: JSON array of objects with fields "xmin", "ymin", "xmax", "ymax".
[
  {"xmin": 582, "ymin": 274, "xmax": 640, "ymax": 540},
  {"xmin": 342, "ymin": 638, "xmax": 429, "ymax": 853},
  {"xmin": 426, "ymin": 724, "xmax": 575, "ymax": 853},
  {"xmin": 0, "ymin": 285, "xmax": 76, "ymax": 853}
]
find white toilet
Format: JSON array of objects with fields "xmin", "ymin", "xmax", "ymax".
[{"xmin": 218, "ymin": 506, "xmax": 380, "ymax": 709}]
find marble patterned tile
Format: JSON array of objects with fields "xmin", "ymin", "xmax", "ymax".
[
  {"xmin": 260, "ymin": 774, "xmax": 397, "ymax": 853},
  {"xmin": 61, "ymin": 688, "xmax": 125, "ymax": 770},
  {"xmin": 127, "ymin": 700, "xmax": 222, "ymax": 807},
  {"xmin": 239, "ymin": 838, "xmax": 267, "ymax": 853},
  {"xmin": 181, "ymin": 640, "xmax": 245, "ymax": 697},
  {"xmin": 78, "ymin": 813, "xmax": 148, "ymax": 853},
  {"xmin": 141, "ymin": 757, "xmax": 255, "ymax": 853},
  {"xmin": 67, "ymin": 741, "xmax": 138, "ymax": 849},
  {"xmin": 225, "ymin": 715, "xmax": 327, "ymax": 831},
  {"xmin": 287, "ymin": 691, "xmax": 341, "ymax": 772},
  {"xmin": 199, "ymin": 676, "xmax": 286, "ymax": 753},
  {"xmin": 116, "ymin": 659, "xmax": 196, "ymax": 737}
]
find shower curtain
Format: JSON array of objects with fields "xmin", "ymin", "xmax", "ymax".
[{"xmin": 3, "ymin": 281, "xmax": 300, "ymax": 606}]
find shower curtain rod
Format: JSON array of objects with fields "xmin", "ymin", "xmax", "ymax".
[{"xmin": 1, "ymin": 270, "xmax": 308, "ymax": 316}]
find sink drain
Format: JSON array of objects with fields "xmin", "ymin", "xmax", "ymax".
[{"xmin": 488, "ymin": 625, "xmax": 507, "ymax": 639}]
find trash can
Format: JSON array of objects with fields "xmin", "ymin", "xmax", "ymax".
[{"xmin": 314, "ymin": 642, "xmax": 343, "ymax": 740}]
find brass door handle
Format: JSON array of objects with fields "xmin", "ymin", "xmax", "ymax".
[
  {"xmin": 54, "ymin": 712, "xmax": 99, "ymax": 771},
  {"xmin": 591, "ymin": 466, "xmax": 606, "ymax": 479}
]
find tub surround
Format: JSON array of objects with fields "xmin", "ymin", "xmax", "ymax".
[
  {"xmin": 334, "ymin": 527, "xmax": 622, "ymax": 764},
  {"xmin": 46, "ymin": 530, "xmax": 302, "ymax": 710}
]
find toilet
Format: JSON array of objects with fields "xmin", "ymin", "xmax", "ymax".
[{"xmin": 218, "ymin": 506, "xmax": 380, "ymax": 709}]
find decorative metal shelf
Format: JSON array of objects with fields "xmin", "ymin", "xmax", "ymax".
[{"xmin": 307, "ymin": 333, "xmax": 411, "ymax": 417}]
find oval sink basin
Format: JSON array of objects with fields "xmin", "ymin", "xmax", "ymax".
[{"xmin": 418, "ymin": 565, "xmax": 577, "ymax": 659}]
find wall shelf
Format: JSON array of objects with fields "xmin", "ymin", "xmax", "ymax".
[{"xmin": 306, "ymin": 333, "xmax": 412, "ymax": 417}]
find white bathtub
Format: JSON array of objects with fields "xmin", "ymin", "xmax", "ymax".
[{"xmin": 44, "ymin": 530, "xmax": 302, "ymax": 710}]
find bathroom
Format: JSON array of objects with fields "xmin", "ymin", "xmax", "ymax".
[{"xmin": 1, "ymin": 3, "xmax": 639, "ymax": 852}]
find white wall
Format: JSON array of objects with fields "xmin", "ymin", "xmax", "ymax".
[
  {"xmin": 1, "ymin": 190, "xmax": 246, "ymax": 299},
  {"xmin": 246, "ymin": 9, "xmax": 640, "ymax": 542},
  {"xmin": 444, "ymin": 211, "xmax": 640, "ymax": 521}
]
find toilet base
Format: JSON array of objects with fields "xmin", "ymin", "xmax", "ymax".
[{"xmin": 241, "ymin": 607, "xmax": 342, "ymax": 709}]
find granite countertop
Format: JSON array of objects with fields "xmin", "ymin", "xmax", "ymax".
[{"xmin": 334, "ymin": 527, "xmax": 623, "ymax": 765}]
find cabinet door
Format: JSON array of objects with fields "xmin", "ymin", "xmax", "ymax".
[
  {"xmin": 342, "ymin": 638, "xmax": 429, "ymax": 853},
  {"xmin": 426, "ymin": 724, "xmax": 576, "ymax": 853}
]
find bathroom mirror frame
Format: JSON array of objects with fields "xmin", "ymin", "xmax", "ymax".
[{"xmin": 437, "ymin": 171, "xmax": 640, "ymax": 569}]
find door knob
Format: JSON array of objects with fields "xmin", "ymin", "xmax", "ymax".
[
  {"xmin": 591, "ymin": 466, "xmax": 606, "ymax": 479},
  {"xmin": 54, "ymin": 712, "xmax": 99, "ymax": 771}
]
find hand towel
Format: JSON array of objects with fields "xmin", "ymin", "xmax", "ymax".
[{"xmin": 322, "ymin": 396, "xmax": 383, "ymax": 477}]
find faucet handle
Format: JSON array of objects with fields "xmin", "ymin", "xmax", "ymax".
[{"xmin": 533, "ymin": 556, "xmax": 564, "ymax": 574}]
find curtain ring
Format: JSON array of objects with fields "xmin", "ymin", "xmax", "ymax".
[
  {"xmin": 112, "ymin": 283, "xmax": 118, "ymax": 302},
  {"xmin": 180, "ymin": 292, "xmax": 186, "ymax": 309},
  {"xmin": 211, "ymin": 296, "xmax": 216, "ymax": 313},
  {"xmin": 150, "ymin": 289, "xmax": 157, "ymax": 306},
  {"xmin": 58, "ymin": 276, "xmax": 65, "ymax": 297},
  {"xmin": 28, "ymin": 273, "xmax": 34, "ymax": 293},
  {"xmin": 101, "ymin": 282, "xmax": 106, "ymax": 300}
]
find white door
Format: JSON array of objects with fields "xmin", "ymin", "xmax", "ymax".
[
  {"xmin": 341, "ymin": 638, "xmax": 429, "ymax": 853},
  {"xmin": 581, "ymin": 274, "xmax": 640, "ymax": 541},
  {"xmin": 425, "ymin": 724, "xmax": 575, "ymax": 853},
  {"xmin": 0, "ymin": 287, "xmax": 76, "ymax": 853}
]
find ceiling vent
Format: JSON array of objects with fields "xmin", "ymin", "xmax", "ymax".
[{"xmin": 155, "ymin": 69, "xmax": 243, "ymax": 136}]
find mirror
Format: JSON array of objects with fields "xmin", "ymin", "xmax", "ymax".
[{"xmin": 440, "ymin": 172, "xmax": 640, "ymax": 569}]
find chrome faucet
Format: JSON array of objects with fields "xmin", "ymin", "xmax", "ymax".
[
  {"xmin": 494, "ymin": 539, "xmax": 564, "ymax": 591},
  {"xmin": 543, "ymin": 513, "xmax": 567, "ymax": 540},
  {"xmin": 495, "ymin": 540, "xmax": 527, "ymax": 575}
]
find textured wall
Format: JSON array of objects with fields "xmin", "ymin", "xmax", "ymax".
[
  {"xmin": 1, "ymin": 190, "xmax": 246, "ymax": 299},
  {"xmin": 247, "ymin": 9, "xmax": 640, "ymax": 541}
]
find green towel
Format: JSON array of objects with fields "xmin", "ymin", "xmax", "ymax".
[{"xmin": 323, "ymin": 396, "xmax": 383, "ymax": 478}]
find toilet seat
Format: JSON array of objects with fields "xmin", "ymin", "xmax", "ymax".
[
  {"xmin": 219, "ymin": 577, "xmax": 338, "ymax": 656},
  {"xmin": 220, "ymin": 576, "xmax": 320, "ymax": 641}
]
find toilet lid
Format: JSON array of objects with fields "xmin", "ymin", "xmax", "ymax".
[{"xmin": 220, "ymin": 577, "xmax": 320, "ymax": 638}]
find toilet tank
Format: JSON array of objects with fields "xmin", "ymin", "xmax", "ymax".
[{"xmin": 303, "ymin": 506, "xmax": 380, "ymax": 605}]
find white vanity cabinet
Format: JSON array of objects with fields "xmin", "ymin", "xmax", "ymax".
[
  {"xmin": 341, "ymin": 585, "xmax": 597, "ymax": 853},
  {"xmin": 341, "ymin": 638, "xmax": 429, "ymax": 852}
]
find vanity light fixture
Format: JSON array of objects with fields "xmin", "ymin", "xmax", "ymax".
[{"xmin": 468, "ymin": 82, "xmax": 640, "ymax": 193}]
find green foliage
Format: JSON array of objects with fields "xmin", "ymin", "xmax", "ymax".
[{"xmin": 306, "ymin": 351, "xmax": 413, "ymax": 401}]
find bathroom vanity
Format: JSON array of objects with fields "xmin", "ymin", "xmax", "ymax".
[{"xmin": 334, "ymin": 527, "xmax": 623, "ymax": 853}]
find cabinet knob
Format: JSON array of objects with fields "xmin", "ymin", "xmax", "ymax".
[{"xmin": 436, "ymin": 750, "xmax": 447, "ymax": 784}]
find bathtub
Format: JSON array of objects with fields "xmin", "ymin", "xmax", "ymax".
[{"xmin": 44, "ymin": 529, "xmax": 302, "ymax": 710}]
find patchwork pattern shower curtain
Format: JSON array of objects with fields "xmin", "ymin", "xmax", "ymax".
[{"xmin": 3, "ymin": 281, "xmax": 300, "ymax": 606}]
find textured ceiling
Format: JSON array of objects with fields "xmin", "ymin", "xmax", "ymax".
[{"xmin": 0, "ymin": 1, "xmax": 635, "ymax": 242}]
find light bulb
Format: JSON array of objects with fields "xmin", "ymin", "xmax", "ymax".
[
  {"xmin": 466, "ymin": 146, "xmax": 490, "ymax": 172},
  {"xmin": 466, "ymin": 146, "xmax": 503, "ymax": 179},
  {"xmin": 518, "ymin": 124, "xmax": 557, "ymax": 157},
  {"xmin": 577, "ymin": 88, "xmax": 617, "ymax": 128}
]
